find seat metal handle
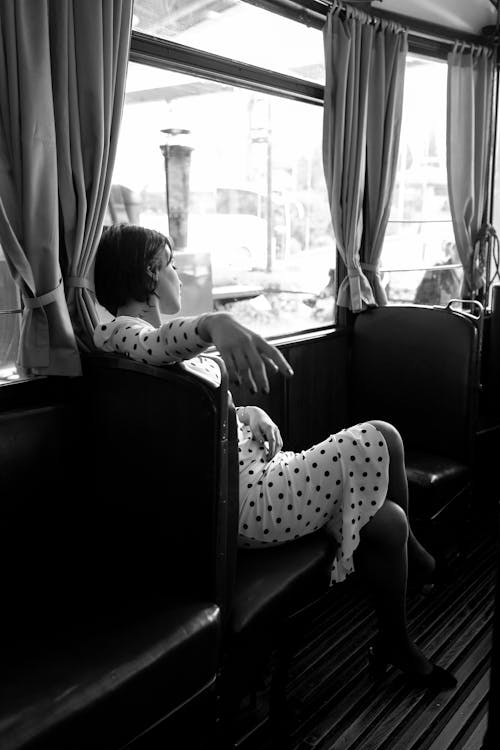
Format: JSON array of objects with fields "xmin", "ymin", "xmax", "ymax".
[{"xmin": 445, "ymin": 299, "xmax": 484, "ymax": 320}]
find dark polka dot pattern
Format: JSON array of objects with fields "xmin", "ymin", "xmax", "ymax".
[
  {"xmin": 95, "ymin": 317, "xmax": 390, "ymax": 586},
  {"xmin": 93, "ymin": 315, "xmax": 221, "ymax": 387},
  {"xmin": 238, "ymin": 421, "xmax": 389, "ymax": 584}
]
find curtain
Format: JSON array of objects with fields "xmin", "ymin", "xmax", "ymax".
[
  {"xmin": 447, "ymin": 43, "xmax": 495, "ymax": 300},
  {"xmin": 0, "ymin": 1, "xmax": 78, "ymax": 375},
  {"xmin": 51, "ymin": 0, "xmax": 132, "ymax": 351},
  {"xmin": 322, "ymin": 1, "xmax": 407, "ymax": 312},
  {"xmin": 0, "ymin": 0, "xmax": 132, "ymax": 376},
  {"xmin": 363, "ymin": 23, "xmax": 407, "ymax": 306}
]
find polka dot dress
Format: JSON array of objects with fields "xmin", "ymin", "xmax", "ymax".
[
  {"xmin": 238, "ymin": 421, "xmax": 389, "ymax": 584},
  {"xmin": 93, "ymin": 316, "xmax": 390, "ymax": 585}
]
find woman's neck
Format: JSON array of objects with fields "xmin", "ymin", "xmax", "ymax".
[{"xmin": 117, "ymin": 298, "xmax": 161, "ymax": 327}]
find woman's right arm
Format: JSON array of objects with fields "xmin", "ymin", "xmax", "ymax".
[
  {"xmin": 94, "ymin": 316, "xmax": 210, "ymax": 364},
  {"xmin": 197, "ymin": 312, "xmax": 293, "ymax": 393},
  {"xmin": 95, "ymin": 311, "xmax": 293, "ymax": 393}
]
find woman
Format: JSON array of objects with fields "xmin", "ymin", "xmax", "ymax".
[{"xmin": 93, "ymin": 223, "xmax": 456, "ymax": 690}]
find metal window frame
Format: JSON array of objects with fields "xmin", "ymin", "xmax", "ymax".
[
  {"xmin": 129, "ymin": 3, "xmax": 475, "ymax": 335},
  {"xmin": 131, "ymin": 1, "xmax": 497, "ymax": 106},
  {"xmin": 129, "ymin": 32, "xmax": 324, "ymax": 104},
  {"xmin": 241, "ymin": 0, "xmax": 497, "ymax": 50}
]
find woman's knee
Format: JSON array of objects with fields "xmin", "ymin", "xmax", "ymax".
[
  {"xmin": 368, "ymin": 420, "xmax": 405, "ymax": 461},
  {"xmin": 361, "ymin": 499, "xmax": 409, "ymax": 548}
]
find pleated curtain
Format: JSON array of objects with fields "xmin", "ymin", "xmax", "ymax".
[
  {"xmin": 322, "ymin": 1, "xmax": 407, "ymax": 312},
  {"xmin": 447, "ymin": 43, "xmax": 495, "ymax": 300},
  {"xmin": 0, "ymin": 0, "xmax": 132, "ymax": 376}
]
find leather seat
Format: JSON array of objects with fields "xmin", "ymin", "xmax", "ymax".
[
  {"xmin": 217, "ymin": 398, "xmax": 338, "ymax": 737},
  {"xmin": 349, "ymin": 303, "xmax": 482, "ymax": 550},
  {"xmin": 405, "ymin": 449, "xmax": 470, "ymax": 520},
  {"xmin": 1, "ymin": 601, "xmax": 220, "ymax": 750},
  {"xmin": 0, "ymin": 356, "xmax": 225, "ymax": 750},
  {"xmin": 233, "ymin": 534, "xmax": 334, "ymax": 638},
  {"xmin": 81, "ymin": 353, "xmax": 337, "ymax": 745}
]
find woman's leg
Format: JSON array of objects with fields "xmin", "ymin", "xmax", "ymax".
[
  {"xmin": 354, "ymin": 499, "xmax": 433, "ymax": 674},
  {"xmin": 367, "ymin": 420, "xmax": 435, "ymax": 581}
]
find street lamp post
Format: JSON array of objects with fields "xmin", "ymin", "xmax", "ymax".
[
  {"xmin": 159, "ymin": 128, "xmax": 193, "ymax": 250},
  {"xmin": 250, "ymin": 99, "xmax": 274, "ymax": 273}
]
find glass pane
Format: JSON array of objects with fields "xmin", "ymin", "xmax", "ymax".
[
  {"xmin": 132, "ymin": 0, "xmax": 325, "ymax": 84},
  {"xmin": 107, "ymin": 62, "xmax": 335, "ymax": 337},
  {"xmin": 0, "ymin": 247, "xmax": 22, "ymax": 380},
  {"xmin": 0, "ymin": 312, "xmax": 22, "ymax": 383},
  {"xmin": 381, "ymin": 55, "xmax": 459, "ymax": 306}
]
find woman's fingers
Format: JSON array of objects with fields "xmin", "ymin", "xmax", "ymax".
[
  {"xmin": 266, "ymin": 430, "xmax": 275, "ymax": 459},
  {"xmin": 206, "ymin": 314, "xmax": 293, "ymax": 390},
  {"xmin": 221, "ymin": 343, "xmax": 268, "ymax": 393},
  {"xmin": 220, "ymin": 351, "xmax": 240, "ymax": 387},
  {"xmin": 218, "ymin": 334, "xmax": 293, "ymax": 394},
  {"xmin": 265, "ymin": 426, "xmax": 283, "ymax": 459},
  {"xmin": 256, "ymin": 427, "xmax": 267, "ymax": 445},
  {"xmin": 244, "ymin": 346, "xmax": 270, "ymax": 393},
  {"xmin": 259, "ymin": 340, "xmax": 294, "ymax": 378},
  {"xmin": 276, "ymin": 428, "xmax": 283, "ymax": 453},
  {"xmin": 229, "ymin": 348, "xmax": 259, "ymax": 393},
  {"xmin": 237, "ymin": 341, "xmax": 292, "ymax": 393}
]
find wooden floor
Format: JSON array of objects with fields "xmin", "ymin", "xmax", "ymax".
[{"xmin": 233, "ymin": 512, "xmax": 499, "ymax": 750}]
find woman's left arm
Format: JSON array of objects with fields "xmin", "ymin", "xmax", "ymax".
[{"xmin": 235, "ymin": 404, "xmax": 283, "ymax": 460}]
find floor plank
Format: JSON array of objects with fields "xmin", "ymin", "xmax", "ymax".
[{"xmin": 233, "ymin": 512, "xmax": 499, "ymax": 750}]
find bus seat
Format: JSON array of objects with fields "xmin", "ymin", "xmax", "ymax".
[
  {"xmin": 81, "ymin": 352, "xmax": 337, "ymax": 745},
  {"xmin": 477, "ymin": 286, "xmax": 500, "ymax": 421},
  {"xmin": 80, "ymin": 353, "xmax": 225, "ymax": 749},
  {"xmin": 0, "ymin": 362, "xmax": 221, "ymax": 750},
  {"xmin": 349, "ymin": 303, "xmax": 481, "ymax": 556},
  {"xmin": 216, "ymin": 370, "xmax": 337, "ymax": 742}
]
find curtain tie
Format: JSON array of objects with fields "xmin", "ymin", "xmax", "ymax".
[
  {"xmin": 66, "ymin": 276, "xmax": 95, "ymax": 293},
  {"xmin": 347, "ymin": 263, "xmax": 379, "ymax": 277},
  {"xmin": 360, "ymin": 262, "xmax": 379, "ymax": 274},
  {"xmin": 22, "ymin": 278, "xmax": 64, "ymax": 309}
]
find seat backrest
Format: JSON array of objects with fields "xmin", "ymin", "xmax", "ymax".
[
  {"xmin": 0, "ymin": 398, "xmax": 87, "ymax": 636},
  {"xmin": 350, "ymin": 304, "xmax": 481, "ymax": 463},
  {"xmin": 486, "ymin": 285, "xmax": 500, "ymax": 419},
  {"xmin": 81, "ymin": 353, "xmax": 237, "ymax": 612}
]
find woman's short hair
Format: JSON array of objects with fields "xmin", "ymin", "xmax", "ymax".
[{"xmin": 94, "ymin": 224, "xmax": 172, "ymax": 315}]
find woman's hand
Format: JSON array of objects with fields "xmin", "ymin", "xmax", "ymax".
[
  {"xmin": 197, "ymin": 312, "xmax": 293, "ymax": 393},
  {"xmin": 241, "ymin": 405, "xmax": 283, "ymax": 460}
]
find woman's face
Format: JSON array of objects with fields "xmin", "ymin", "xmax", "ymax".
[{"xmin": 154, "ymin": 244, "xmax": 182, "ymax": 314}]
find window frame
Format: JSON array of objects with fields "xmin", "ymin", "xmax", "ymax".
[
  {"xmin": 1, "ymin": 1, "xmax": 497, "ymax": 392},
  {"xmin": 129, "ymin": 5, "xmax": 482, "ymax": 333},
  {"xmin": 129, "ymin": 25, "xmax": 336, "ymax": 342}
]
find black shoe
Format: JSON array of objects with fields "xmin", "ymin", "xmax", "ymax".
[
  {"xmin": 409, "ymin": 557, "xmax": 451, "ymax": 596},
  {"xmin": 367, "ymin": 645, "xmax": 457, "ymax": 691}
]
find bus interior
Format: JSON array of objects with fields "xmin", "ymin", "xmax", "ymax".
[{"xmin": 1, "ymin": 1, "xmax": 500, "ymax": 749}]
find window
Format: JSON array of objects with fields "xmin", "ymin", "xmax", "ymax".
[
  {"xmin": 0, "ymin": 246, "xmax": 22, "ymax": 384},
  {"xmin": 380, "ymin": 54, "xmax": 462, "ymax": 307},
  {"xmin": 132, "ymin": 0, "xmax": 325, "ymax": 84},
  {"xmin": 106, "ymin": 57, "xmax": 335, "ymax": 337}
]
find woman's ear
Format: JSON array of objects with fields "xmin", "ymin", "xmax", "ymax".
[{"xmin": 147, "ymin": 268, "xmax": 159, "ymax": 283}]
